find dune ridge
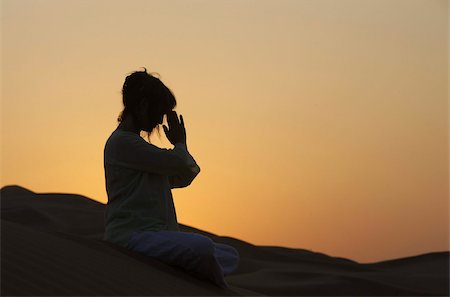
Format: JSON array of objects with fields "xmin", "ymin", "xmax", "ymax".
[{"xmin": 1, "ymin": 185, "xmax": 448, "ymax": 296}]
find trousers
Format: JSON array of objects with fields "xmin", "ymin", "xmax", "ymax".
[{"xmin": 127, "ymin": 230, "xmax": 240, "ymax": 289}]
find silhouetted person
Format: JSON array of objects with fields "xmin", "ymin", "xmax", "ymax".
[{"xmin": 103, "ymin": 68, "xmax": 239, "ymax": 289}]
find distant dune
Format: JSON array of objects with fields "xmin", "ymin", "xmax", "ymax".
[{"xmin": 1, "ymin": 185, "xmax": 448, "ymax": 296}]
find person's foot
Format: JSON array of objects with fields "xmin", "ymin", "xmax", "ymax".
[
  {"xmin": 209, "ymin": 255, "xmax": 229, "ymax": 289},
  {"xmin": 191, "ymin": 253, "xmax": 229, "ymax": 289}
]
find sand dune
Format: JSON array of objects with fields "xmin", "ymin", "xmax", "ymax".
[{"xmin": 1, "ymin": 185, "xmax": 448, "ymax": 296}]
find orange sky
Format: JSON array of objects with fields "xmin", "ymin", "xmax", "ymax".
[{"xmin": 1, "ymin": 0, "xmax": 448, "ymax": 263}]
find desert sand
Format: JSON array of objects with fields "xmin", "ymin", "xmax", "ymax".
[{"xmin": 1, "ymin": 185, "xmax": 448, "ymax": 296}]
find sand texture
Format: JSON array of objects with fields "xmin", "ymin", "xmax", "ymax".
[{"xmin": 1, "ymin": 185, "xmax": 448, "ymax": 296}]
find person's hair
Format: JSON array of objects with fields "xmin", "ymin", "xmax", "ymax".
[{"xmin": 118, "ymin": 67, "xmax": 177, "ymax": 141}]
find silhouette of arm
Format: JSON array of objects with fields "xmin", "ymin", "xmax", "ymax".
[
  {"xmin": 107, "ymin": 133, "xmax": 200, "ymax": 177},
  {"xmin": 168, "ymin": 143, "xmax": 201, "ymax": 188}
]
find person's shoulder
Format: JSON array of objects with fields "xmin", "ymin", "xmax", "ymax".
[
  {"xmin": 104, "ymin": 128, "xmax": 136, "ymax": 149},
  {"xmin": 110, "ymin": 128, "xmax": 141, "ymax": 142},
  {"xmin": 109, "ymin": 129, "xmax": 169, "ymax": 150}
]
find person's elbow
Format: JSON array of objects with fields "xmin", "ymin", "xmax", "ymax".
[
  {"xmin": 183, "ymin": 165, "xmax": 201, "ymax": 186},
  {"xmin": 169, "ymin": 165, "xmax": 200, "ymax": 189},
  {"xmin": 191, "ymin": 164, "xmax": 201, "ymax": 175}
]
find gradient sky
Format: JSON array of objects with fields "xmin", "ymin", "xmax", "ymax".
[{"xmin": 1, "ymin": 0, "xmax": 448, "ymax": 263}]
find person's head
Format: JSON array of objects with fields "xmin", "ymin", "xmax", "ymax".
[{"xmin": 118, "ymin": 67, "xmax": 177, "ymax": 137}]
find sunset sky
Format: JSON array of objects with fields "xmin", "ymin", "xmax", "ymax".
[{"xmin": 1, "ymin": 0, "xmax": 448, "ymax": 263}]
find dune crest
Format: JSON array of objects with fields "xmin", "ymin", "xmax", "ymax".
[{"xmin": 1, "ymin": 185, "xmax": 448, "ymax": 296}]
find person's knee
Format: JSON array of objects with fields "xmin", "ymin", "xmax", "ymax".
[
  {"xmin": 189, "ymin": 234, "xmax": 215, "ymax": 258},
  {"xmin": 225, "ymin": 245, "xmax": 239, "ymax": 256},
  {"xmin": 216, "ymin": 243, "xmax": 240, "ymax": 258}
]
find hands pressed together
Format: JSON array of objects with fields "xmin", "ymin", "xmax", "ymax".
[{"xmin": 162, "ymin": 111, "xmax": 187, "ymax": 146}]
